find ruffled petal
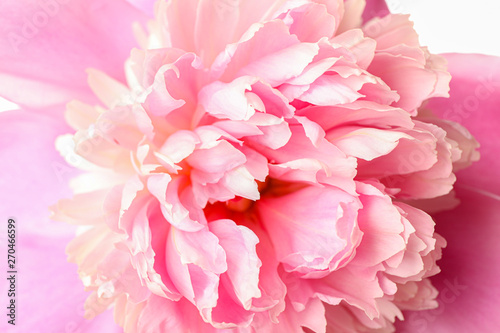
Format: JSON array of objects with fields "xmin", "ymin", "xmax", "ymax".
[{"xmin": 257, "ymin": 185, "xmax": 361, "ymax": 277}]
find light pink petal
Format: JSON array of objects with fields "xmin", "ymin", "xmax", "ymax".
[
  {"xmin": 199, "ymin": 76, "xmax": 258, "ymax": 121},
  {"xmin": 52, "ymin": 189, "xmax": 109, "ymax": 225},
  {"xmin": 261, "ymin": 124, "xmax": 357, "ymax": 194},
  {"xmin": 125, "ymin": 0, "xmax": 156, "ymax": 17},
  {"xmin": 420, "ymin": 116, "xmax": 480, "ymax": 172},
  {"xmin": 145, "ymin": 202, "xmax": 183, "ymax": 299},
  {"xmin": 246, "ymin": 113, "xmax": 293, "ymax": 150},
  {"xmin": 0, "ymin": 0, "xmax": 148, "ymax": 113},
  {"xmin": 254, "ymin": 298, "xmax": 327, "ymax": 333},
  {"xmin": 298, "ymin": 100, "xmax": 413, "ymax": 130},
  {"xmin": 170, "ymin": 227, "xmax": 227, "ymax": 275},
  {"xmin": 282, "ymin": 2, "xmax": 337, "ymax": 42},
  {"xmin": 127, "ymin": 47, "xmax": 187, "ymax": 89},
  {"xmin": 327, "ymin": 125, "xmax": 411, "ymax": 161},
  {"xmin": 143, "ymin": 65, "xmax": 187, "ymax": 117},
  {"xmin": 217, "ymin": 20, "xmax": 319, "ymax": 86},
  {"xmin": 205, "ymin": 279, "xmax": 255, "ymax": 328},
  {"xmin": 363, "ymin": 15, "xmax": 451, "ymax": 114},
  {"xmin": 311, "ymin": 266, "xmax": 384, "ymax": 319},
  {"xmin": 349, "ymin": 181, "xmax": 405, "ymax": 267},
  {"xmin": 165, "ymin": 227, "xmax": 225, "ymax": 311},
  {"xmin": 295, "ymin": 115, "xmax": 326, "ymax": 147},
  {"xmin": 136, "ymin": 296, "xmax": 217, "ymax": 332},
  {"xmin": 210, "ymin": 219, "xmax": 261, "ymax": 310},
  {"xmin": 325, "ymin": 302, "xmax": 374, "ymax": 332},
  {"xmin": 239, "ymin": 146, "xmax": 269, "ymax": 182},
  {"xmin": 257, "ymin": 185, "xmax": 361, "ymax": 277},
  {"xmin": 298, "ymin": 73, "xmax": 366, "ymax": 106},
  {"xmin": 368, "ymin": 52, "xmax": 444, "ymax": 114},
  {"xmin": 0, "ymin": 111, "xmax": 120, "ymax": 331},
  {"xmin": 281, "ymin": 41, "xmax": 343, "ymax": 88},
  {"xmin": 158, "ymin": 129, "xmax": 201, "ymax": 165},
  {"xmin": 0, "ymin": 233, "xmax": 122, "ymax": 332},
  {"xmin": 0, "ymin": 111, "xmax": 76, "ymax": 234},
  {"xmin": 147, "ymin": 174, "xmax": 206, "ymax": 231},
  {"xmin": 245, "ymin": 223, "xmax": 287, "ymax": 321},
  {"xmin": 187, "ymin": 140, "xmax": 247, "ymax": 174},
  {"xmin": 387, "ymin": 203, "xmax": 444, "ymax": 282},
  {"xmin": 330, "ymin": 29, "xmax": 377, "ymax": 70},
  {"xmin": 163, "ymin": 0, "xmax": 289, "ymax": 66},
  {"xmin": 220, "ymin": 166, "xmax": 261, "ymax": 201},
  {"xmin": 247, "ymin": 81, "xmax": 295, "ymax": 119},
  {"xmin": 143, "ymin": 53, "xmax": 205, "ymax": 130},
  {"xmin": 375, "ymin": 121, "xmax": 457, "ymax": 200},
  {"xmin": 98, "ymin": 105, "xmax": 154, "ymax": 150},
  {"xmin": 357, "ymin": 125, "xmax": 437, "ymax": 179},
  {"xmin": 363, "ymin": 14, "xmax": 420, "ymax": 50},
  {"xmin": 337, "ymin": 0, "xmax": 365, "ymax": 33}
]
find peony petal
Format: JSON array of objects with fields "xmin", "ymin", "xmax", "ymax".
[
  {"xmin": 254, "ymin": 298, "xmax": 327, "ymax": 333},
  {"xmin": 136, "ymin": 296, "xmax": 218, "ymax": 332},
  {"xmin": 258, "ymin": 185, "xmax": 361, "ymax": 277},
  {"xmin": 0, "ymin": 233, "xmax": 122, "ymax": 332},
  {"xmin": 396, "ymin": 188, "xmax": 500, "ymax": 332},
  {"xmin": 162, "ymin": 0, "xmax": 289, "ymax": 66},
  {"xmin": 337, "ymin": 0, "xmax": 365, "ymax": 33},
  {"xmin": 125, "ymin": 0, "xmax": 156, "ymax": 17},
  {"xmin": 283, "ymin": 2, "xmax": 337, "ymax": 43},
  {"xmin": 210, "ymin": 219, "xmax": 261, "ymax": 310},
  {"xmin": 165, "ymin": 227, "xmax": 224, "ymax": 311},
  {"xmin": 199, "ymin": 76, "xmax": 258, "ymax": 121},
  {"xmin": 349, "ymin": 181, "xmax": 406, "ymax": 267},
  {"xmin": 0, "ymin": 0, "xmax": 149, "ymax": 114},
  {"xmin": 263, "ymin": 124, "xmax": 357, "ymax": 194},
  {"xmin": 0, "ymin": 110, "xmax": 76, "ymax": 234},
  {"xmin": 0, "ymin": 110, "xmax": 120, "ymax": 331},
  {"xmin": 217, "ymin": 20, "xmax": 320, "ymax": 86},
  {"xmin": 187, "ymin": 140, "xmax": 247, "ymax": 174},
  {"xmin": 362, "ymin": 0, "xmax": 389, "ymax": 22},
  {"xmin": 147, "ymin": 174, "xmax": 206, "ymax": 231},
  {"xmin": 396, "ymin": 53, "xmax": 500, "ymax": 332},
  {"xmin": 426, "ymin": 53, "xmax": 500, "ymax": 196}
]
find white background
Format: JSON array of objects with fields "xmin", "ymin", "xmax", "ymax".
[
  {"xmin": 1, "ymin": 0, "xmax": 500, "ymax": 112},
  {"xmin": 387, "ymin": 0, "xmax": 500, "ymax": 56}
]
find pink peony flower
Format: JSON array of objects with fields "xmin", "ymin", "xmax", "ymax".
[
  {"xmin": 46, "ymin": 0, "xmax": 480, "ymax": 331},
  {"xmin": 0, "ymin": 1, "xmax": 495, "ymax": 332}
]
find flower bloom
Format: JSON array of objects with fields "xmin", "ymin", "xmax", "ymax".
[{"xmin": 49, "ymin": 0, "xmax": 479, "ymax": 332}]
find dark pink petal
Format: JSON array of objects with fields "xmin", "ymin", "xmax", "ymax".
[
  {"xmin": 396, "ymin": 54, "xmax": 500, "ymax": 332},
  {"xmin": 426, "ymin": 53, "xmax": 500, "ymax": 196},
  {"xmin": 362, "ymin": 0, "xmax": 389, "ymax": 22},
  {"xmin": 396, "ymin": 189, "xmax": 500, "ymax": 332}
]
